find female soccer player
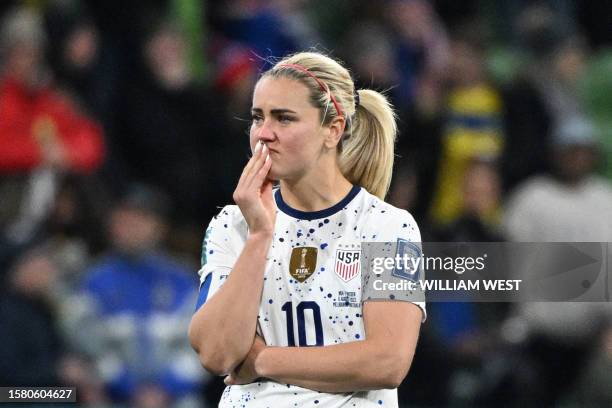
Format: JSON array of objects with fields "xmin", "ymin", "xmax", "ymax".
[{"xmin": 189, "ymin": 51, "xmax": 425, "ymax": 407}]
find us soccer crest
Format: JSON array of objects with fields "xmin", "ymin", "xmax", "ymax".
[
  {"xmin": 335, "ymin": 247, "xmax": 361, "ymax": 282},
  {"xmin": 289, "ymin": 247, "xmax": 318, "ymax": 283}
]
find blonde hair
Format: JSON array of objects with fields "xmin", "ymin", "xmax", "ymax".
[{"xmin": 261, "ymin": 52, "xmax": 397, "ymax": 200}]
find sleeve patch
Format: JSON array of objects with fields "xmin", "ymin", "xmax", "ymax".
[{"xmin": 392, "ymin": 238, "xmax": 422, "ymax": 282}]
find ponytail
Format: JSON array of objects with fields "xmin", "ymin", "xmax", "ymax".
[{"xmin": 341, "ymin": 90, "xmax": 397, "ymax": 199}]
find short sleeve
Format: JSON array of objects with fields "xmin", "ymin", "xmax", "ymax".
[
  {"xmin": 361, "ymin": 208, "xmax": 427, "ymax": 322},
  {"xmin": 195, "ymin": 206, "xmax": 246, "ymax": 311}
]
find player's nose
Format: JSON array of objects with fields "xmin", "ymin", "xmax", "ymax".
[{"xmin": 255, "ymin": 120, "xmax": 277, "ymax": 143}]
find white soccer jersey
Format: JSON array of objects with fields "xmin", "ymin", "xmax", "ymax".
[{"xmin": 197, "ymin": 185, "xmax": 426, "ymax": 407}]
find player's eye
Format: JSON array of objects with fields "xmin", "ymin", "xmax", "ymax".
[
  {"xmin": 278, "ymin": 115, "xmax": 294, "ymax": 124},
  {"xmin": 251, "ymin": 114, "xmax": 263, "ymax": 125}
]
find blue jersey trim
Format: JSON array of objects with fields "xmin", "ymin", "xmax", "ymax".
[
  {"xmin": 195, "ymin": 273, "xmax": 213, "ymax": 311},
  {"xmin": 274, "ymin": 185, "xmax": 361, "ymax": 220}
]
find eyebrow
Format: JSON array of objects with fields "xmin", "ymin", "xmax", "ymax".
[{"xmin": 251, "ymin": 108, "xmax": 298, "ymax": 115}]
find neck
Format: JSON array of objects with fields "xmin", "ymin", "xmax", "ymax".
[{"xmin": 280, "ymin": 165, "xmax": 353, "ymax": 212}]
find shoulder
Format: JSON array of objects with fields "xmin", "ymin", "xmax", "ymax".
[
  {"xmin": 360, "ymin": 189, "xmax": 418, "ymax": 224},
  {"xmin": 200, "ymin": 205, "xmax": 248, "ymax": 267},
  {"xmin": 506, "ymin": 176, "xmax": 553, "ymax": 207},
  {"xmin": 587, "ymin": 176, "xmax": 612, "ymax": 196},
  {"xmin": 359, "ymin": 190, "xmax": 420, "ymax": 240},
  {"xmin": 208, "ymin": 204, "xmax": 245, "ymax": 225},
  {"xmin": 204, "ymin": 205, "xmax": 248, "ymax": 237}
]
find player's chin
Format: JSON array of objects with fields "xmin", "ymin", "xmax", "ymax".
[
  {"xmin": 269, "ymin": 163, "xmax": 303, "ymax": 182},
  {"xmin": 266, "ymin": 166, "xmax": 281, "ymax": 181}
]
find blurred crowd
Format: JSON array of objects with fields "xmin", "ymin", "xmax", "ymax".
[{"xmin": 0, "ymin": 0, "xmax": 611, "ymax": 407}]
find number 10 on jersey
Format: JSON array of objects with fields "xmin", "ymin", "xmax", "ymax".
[{"xmin": 281, "ymin": 301, "xmax": 324, "ymax": 346}]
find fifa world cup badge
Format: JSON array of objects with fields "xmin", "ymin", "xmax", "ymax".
[{"xmin": 289, "ymin": 247, "xmax": 318, "ymax": 282}]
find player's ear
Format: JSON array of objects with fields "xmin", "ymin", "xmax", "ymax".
[{"xmin": 323, "ymin": 116, "xmax": 345, "ymax": 149}]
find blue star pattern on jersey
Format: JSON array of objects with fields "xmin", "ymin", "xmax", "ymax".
[{"xmin": 196, "ymin": 186, "xmax": 425, "ymax": 407}]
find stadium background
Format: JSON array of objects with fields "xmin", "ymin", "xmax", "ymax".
[{"xmin": 0, "ymin": 0, "xmax": 611, "ymax": 406}]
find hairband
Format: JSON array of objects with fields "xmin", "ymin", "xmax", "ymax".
[{"xmin": 279, "ymin": 63, "xmax": 344, "ymax": 118}]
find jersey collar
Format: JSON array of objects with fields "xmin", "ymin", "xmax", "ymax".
[{"xmin": 274, "ymin": 185, "xmax": 361, "ymax": 220}]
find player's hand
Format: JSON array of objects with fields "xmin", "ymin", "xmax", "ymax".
[
  {"xmin": 224, "ymin": 335, "xmax": 266, "ymax": 386},
  {"xmin": 233, "ymin": 141, "xmax": 275, "ymax": 236}
]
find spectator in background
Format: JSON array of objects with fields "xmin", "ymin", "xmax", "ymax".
[
  {"xmin": 427, "ymin": 24, "xmax": 504, "ymax": 228},
  {"xmin": 44, "ymin": 2, "xmax": 117, "ymax": 130},
  {"xmin": 0, "ymin": 6, "xmax": 105, "ymax": 248},
  {"xmin": 433, "ymin": 159, "xmax": 504, "ymax": 242},
  {"xmin": 210, "ymin": 0, "xmax": 302, "ymax": 62},
  {"xmin": 116, "ymin": 20, "xmax": 223, "ymax": 230},
  {"xmin": 385, "ymin": 0, "xmax": 450, "ymax": 112},
  {"xmin": 0, "ymin": 244, "xmax": 64, "ymax": 387},
  {"xmin": 41, "ymin": 174, "xmax": 109, "ymax": 297},
  {"xmin": 503, "ymin": 116, "xmax": 612, "ymax": 405},
  {"xmin": 505, "ymin": 116, "xmax": 612, "ymax": 241},
  {"xmin": 501, "ymin": 4, "xmax": 590, "ymax": 192},
  {"xmin": 0, "ymin": 6, "xmax": 105, "ymax": 174},
  {"xmin": 67, "ymin": 185, "xmax": 204, "ymax": 407}
]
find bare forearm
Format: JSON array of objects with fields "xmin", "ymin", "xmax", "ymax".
[
  {"xmin": 189, "ymin": 233, "xmax": 271, "ymax": 373},
  {"xmin": 255, "ymin": 340, "xmax": 409, "ymax": 392}
]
